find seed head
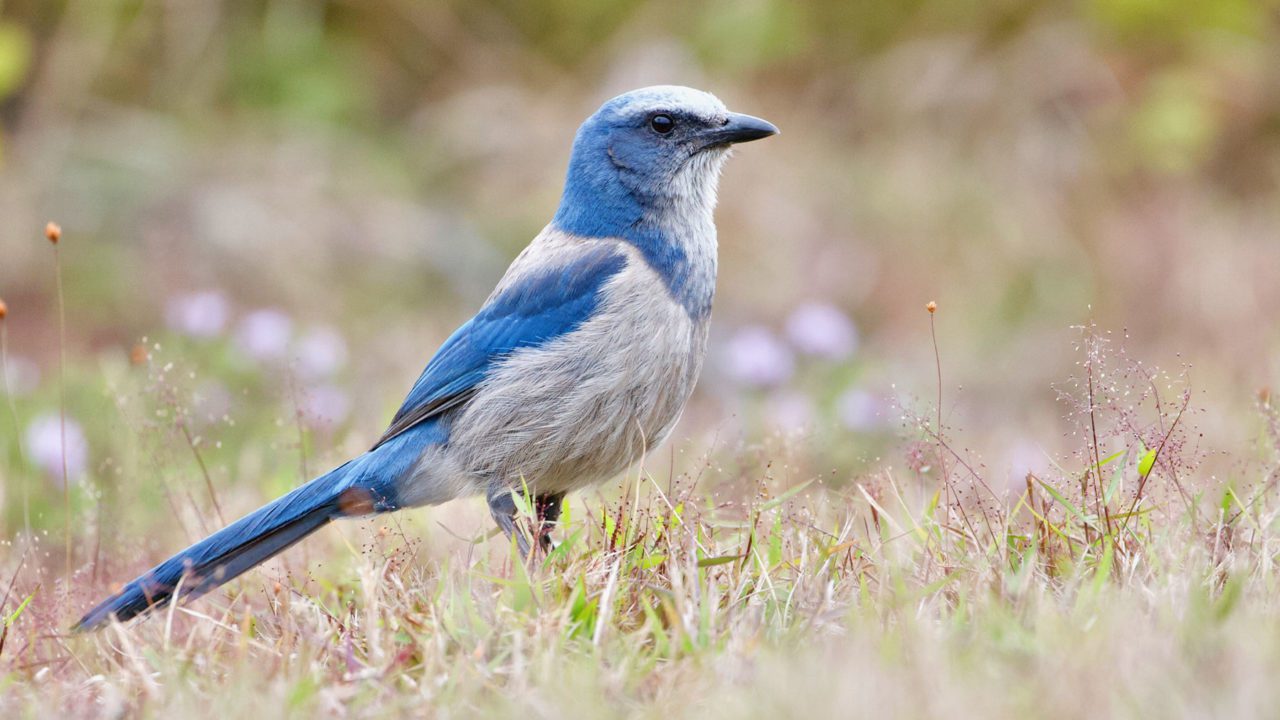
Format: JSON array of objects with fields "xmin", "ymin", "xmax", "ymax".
[
  {"xmin": 44, "ymin": 222, "xmax": 61, "ymax": 244},
  {"xmin": 926, "ymin": 301, "xmax": 938, "ymax": 314}
]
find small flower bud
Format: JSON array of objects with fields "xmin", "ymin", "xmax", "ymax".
[
  {"xmin": 926, "ymin": 301, "xmax": 937, "ymax": 314},
  {"xmin": 44, "ymin": 222, "xmax": 61, "ymax": 244}
]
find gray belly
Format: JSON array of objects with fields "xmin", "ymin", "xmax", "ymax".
[{"xmin": 444, "ymin": 278, "xmax": 708, "ymax": 496}]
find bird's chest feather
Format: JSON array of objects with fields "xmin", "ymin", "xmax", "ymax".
[{"xmin": 448, "ymin": 252, "xmax": 710, "ymax": 492}]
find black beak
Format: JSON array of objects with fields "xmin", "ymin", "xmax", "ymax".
[{"xmin": 703, "ymin": 112, "xmax": 779, "ymax": 147}]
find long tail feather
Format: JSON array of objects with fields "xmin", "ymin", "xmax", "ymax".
[{"xmin": 74, "ymin": 462, "xmax": 377, "ymax": 631}]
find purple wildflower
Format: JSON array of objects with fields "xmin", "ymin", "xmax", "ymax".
[
  {"xmin": 836, "ymin": 388, "xmax": 884, "ymax": 431},
  {"xmin": 165, "ymin": 291, "xmax": 229, "ymax": 339},
  {"xmin": 722, "ymin": 326, "xmax": 794, "ymax": 388},
  {"xmin": 785, "ymin": 302, "xmax": 858, "ymax": 360},
  {"xmin": 303, "ymin": 384, "xmax": 352, "ymax": 426},
  {"xmin": 1005, "ymin": 440, "xmax": 1044, "ymax": 484},
  {"xmin": 235, "ymin": 309, "xmax": 293, "ymax": 362},
  {"xmin": 24, "ymin": 413, "xmax": 88, "ymax": 487},
  {"xmin": 769, "ymin": 391, "xmax": 815, "ymax": 432},
  {"xmin": 1, "ymin": 355, "xmax": 40, "ymax": 397},
  {"xmin": 296, "ymin": 326, "xmax": 349, "ymax": 380}
]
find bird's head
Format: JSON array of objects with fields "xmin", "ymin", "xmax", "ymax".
[{"xmin": 553, "ymin": 85, "xmax": 777, "ymax": 239}]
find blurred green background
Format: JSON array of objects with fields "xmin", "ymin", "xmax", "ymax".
[{"xmin": 0, "ymin": 0, "xmax": 1278, "ymax": 547}]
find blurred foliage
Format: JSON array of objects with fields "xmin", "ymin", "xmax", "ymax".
[
  {"xmin": 0, "ymin": 0, "xmax": 1278, "ymax": 541},
  {"xmin": 0, "ymin": 21, "xmax": 30, "ymax": 99}
]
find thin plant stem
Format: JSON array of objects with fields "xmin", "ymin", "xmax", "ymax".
[
  {"xmin": 180, "ymin": 420, "xmax": 225, "ymax": 525},
  {"xmin": 54, "ymin": 241, "xmax": 71, "ymax": 574},
  {"xmin": 928, "ymin": 303, "xmax": 954, "ymax": 523},
  {"xmin": 1086, "ymin": 354, "xmax": 1113, "ymax": 538}
]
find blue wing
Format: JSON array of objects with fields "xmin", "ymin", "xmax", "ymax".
[{"xmin": 373, "ymin": 242, "xmax": 627, "ymax": 448}]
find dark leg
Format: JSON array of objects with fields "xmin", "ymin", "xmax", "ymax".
[
  {"xmin": 486, "ymin": 487, "xmax": 531, "ymax": 558},
  {"xmin": 534, "ymin": 493, "xmax": 565, "ymax": 554}
]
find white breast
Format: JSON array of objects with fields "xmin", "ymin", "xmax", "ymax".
[{"xmin": 442, "ymin": 241, "xmax": 708, "ymax": 496}]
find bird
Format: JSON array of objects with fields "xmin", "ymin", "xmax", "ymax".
[{"xmin": 74, "ymin": 85, "xmax": 777, "ymax": 631}]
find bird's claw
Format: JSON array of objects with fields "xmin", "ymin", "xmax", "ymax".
[{"xmin": 487, "ymin": 489, "xmax": 564, "ymax": 561}]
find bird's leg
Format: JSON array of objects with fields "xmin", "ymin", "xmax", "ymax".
[
  {"xmin": 534, "ymin": 493, "xmax": 565, "ymax": 554},
  {"xmin": 487, "ymin": 487, "xmax": 564, "ymax": 560},
  {"xmin": 487, "ymin": 487, "xmax": 532, "ymax": 558}
]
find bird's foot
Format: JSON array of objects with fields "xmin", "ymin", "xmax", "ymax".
[
  {"xmin": 487, "ymin": 488, "xmax": 532, "ymax": 558},
  {"xmin": 534, "ymin": 493, "xmax": 565, "ymax": 556},
  {"xmin": 487, "ymin": 488, "xmax": 565, "ymax": 561}
]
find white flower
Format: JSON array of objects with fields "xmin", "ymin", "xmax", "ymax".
[
  {"xmin": 722, "ymin": 326, "xmax": 794, "ymax": 388},
  {"xmin": 785, "ymin": 302, "xmax": 858, "ymax": 360},
  {"xmin": 24, "ymin": 413, "xmax": 88, "ymax": 487},
  {"xmin": 235, "ymin": 309, "xmax": 293, "ymax": 362},
  {"xmin": 165, "ymin": 291, "xmax": 229, "ymax": 339}
]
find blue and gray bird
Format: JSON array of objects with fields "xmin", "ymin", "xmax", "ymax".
[{"xmin": 75, "ymin": 85, "xmax": 777, "ymax": 631}]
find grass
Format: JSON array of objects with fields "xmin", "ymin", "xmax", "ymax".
[
  {"xmin": 2, "ymin": 320, "xmax": 1280, "ymax": 719},
  {"xmin": 1, "ymin": 2, "xmax": 1277, "ymax": 715}
]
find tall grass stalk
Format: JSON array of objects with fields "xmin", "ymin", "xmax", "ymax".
[
  {"xmin": 46, "ymin": 222, "xmax": 71, "ymax": 574},
  {"xmin": 926, "ymin": 301, "xmax": 950, "ymax": 512}
]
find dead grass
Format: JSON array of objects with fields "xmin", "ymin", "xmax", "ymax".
[{"xmin": 2, "ymin": 326, "xmax": 1280, "ymax": 719}]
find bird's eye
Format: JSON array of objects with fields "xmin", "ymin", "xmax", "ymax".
[{"xmin": 649, "ymin": 114, "xmax": 675, "ymax": 134}]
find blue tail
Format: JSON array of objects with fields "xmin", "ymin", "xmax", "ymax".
[{"xmin": 73, "ymin": 461, "xmax": 391, "ymax": 631}]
